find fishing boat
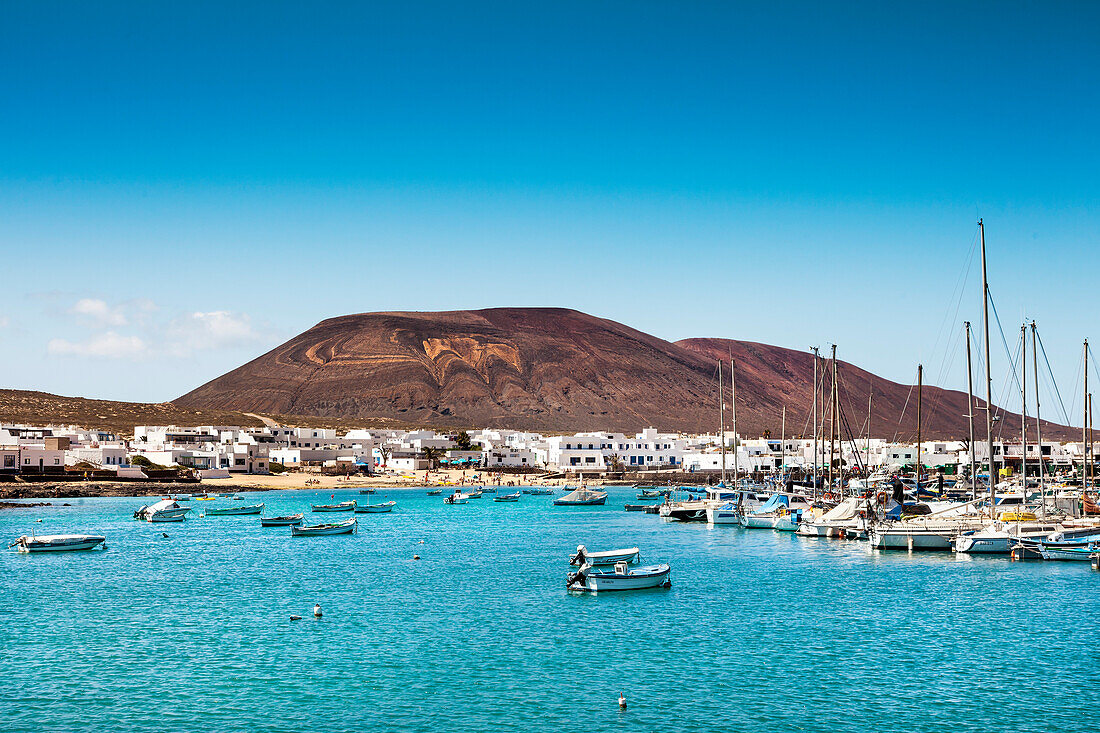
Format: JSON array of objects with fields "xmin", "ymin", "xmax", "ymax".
[
  {"xmin": 637, "ymin": 488, "xmax": 669, "ymax": 499},
  {"xmin": 567, "ymin": 561, "xmax": 671, "ymax": 593},
  {"xmin": 171, "ymin": 494, "xmax": 191, "ymax": 501},
  {"xmin": 494, "ymin": 492, "xmax": 521, "ymax": 502},
  {"xmin": 230, "ymin": 494, "xmax": 245, "ymax": 501},
  {"xmin": 206, "ymin": 503, "xmax": 264, "ymax": 516},
  {"xmin": 358, "ymin": 488, "xmax": 376, "ymax": 495},
  {"xmin": 10, "ymin": 534, "xmax": 106, "ymax": 552},
  {"xmin": 426, "ymin": 489, "xmax": 443, "ymax": 496},
  {"xmin": 311, "ymin": 501, "xmax": 356, "ymax": 512},
  {"xmin": 134, "ymin": 499, "xmax": 191, "ymax": 522},
  {"xmin": 467, "ymin": 490, "xmax": 484, "ymax": 499},
  {"xmin": 291, "ymin": 517, "xmax": 357, "ymax": 536},
  {"xmin": 553, "ymin": 487, "xmax": 607, "ymax": 506},
  {"xmin": 624, "ymin": 504, "xmax": 651, "ymax": 511},
  {"xmin": 354, "ymin": 501, "xmax": 396, "ymax": 513},
  {"xmin": 480, "ymin": 487, "xmax": 497, "ymax": 494},
  {"xmin": 525, "ymin": 488, "xmax": 554, "ymax": 495},
  {"xmin": 260, "ymin": 513, "xmax": 304, "ymax": 527},
  {"xmin": 1036, "ymin": 544, "xmax": 1100, "ymax": 561},
  {"xmin": 569, "ymin": 545, "xmax": 640, "ymax": 566},
  {"xmin": 953, "ymin": 520, "xmax": 1066, "ymax": 554}
]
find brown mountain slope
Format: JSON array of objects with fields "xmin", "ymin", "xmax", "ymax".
[{"xmin": 174, "ymin": 307, "xmax": 1074, "ymax": 440}]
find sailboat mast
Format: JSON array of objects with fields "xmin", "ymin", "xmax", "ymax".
[
  {"xmin": 916, "ymin": 364, "xmax": 923, "ymax": 486},
  {"xmin": 980, "ymin": 219, "xmax": 996, "ymax": 516},
  {"xmin": 965, "ymin": 321, "xmax": 977, "ymax": 502},
  {"xmin": 830, "ymin": 344, "xmax": 837, "ymax": 495},
  {"xmin": 780, "ymin": 405, "xmax": 786, "ymax": 478},
  {"xmin": 1032, "ymin": 322, "xmax": 1043, "ymax": 517},
  {"xmin": 718, "ymin": 359, "xmax": 726, "ymax": 484},
  {"xmin": 1020, "ymin": 324, "xmax": 1027, "ymax": 491},
  {"xmin": 812, "ymin": 347, "xmax": 819, "ymax": 494},
  {"xmin": 731, "ymin": 359, "xmax": 738, "ymax": 484},
  {"xmin": 866, "ymin": 387, "xmax": 872, "ymax": 472},
  {"xmin": 1084, "ymin": 341, "xmax": 1089, "ymax": 490}
]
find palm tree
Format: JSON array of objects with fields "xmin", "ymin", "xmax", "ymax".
[{"xmin": 420, "ymin": 447, "xmax": 443, "ymax": 470}]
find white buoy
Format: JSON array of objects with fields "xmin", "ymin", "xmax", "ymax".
[
  {"xmin": 313, "ymin": 604, "xmax": 322, "ymax": 618},
  {"xmin": 418, "ymin": 539, "xmax": 424, "ymax": 544},
  {"xmin": 413, "ymin": 554, "xmax": 420, "ymax": 560},
  {"xmin": 618, "ymin": 693, "xmax": 627, "ymax": 710}
]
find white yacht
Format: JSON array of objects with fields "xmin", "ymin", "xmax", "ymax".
[{"xmin": 134, "ymin": 499, "xmax": 191, "ymax": 522}]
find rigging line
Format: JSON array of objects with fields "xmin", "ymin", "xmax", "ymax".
[
  {"xmin": 891, "ymin": 368, "xmax": 920, "ymax": 444},
  {"xmin": 1035, "ymin": 329, "xmax": 1071, "ymax": 426},
  {"xmin": 991, "ymin": 333, "xmax": 1022, "ymax": 443},
  {"xmin": 986, "ymin": 292, "xmax": 1023, "ymax": 394},
  {"xmin": 798, "ymin": 351, "xmax": 818, "ymax": 440},
  {"xmin": 924, "ymin": 330, "xmax": 963, "ymax": 433},
  {"xmin": 836, "ymin": 377, "xmax": 868, "ymax": 474},
  {"xmin": 926, "ymin": 228, "xmax": 981, "ymax": 378},
  {"xmin": 1067, "ymin": 350, "xmax": 1083, "ymax": 425}
]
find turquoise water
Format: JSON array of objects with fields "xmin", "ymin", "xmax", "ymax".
[{"xmin": 3, "ymin": 486, "xmax": 1098, "ymax": 732}]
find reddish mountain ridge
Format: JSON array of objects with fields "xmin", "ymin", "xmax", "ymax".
[{"xmin": 174, "ymin": 308, "xmax": 1071, "ymax": 439}]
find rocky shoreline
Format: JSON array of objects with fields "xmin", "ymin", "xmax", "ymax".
[{"xmin": 0, "ymin": 482, "xmax": 260, "ymax": 501}]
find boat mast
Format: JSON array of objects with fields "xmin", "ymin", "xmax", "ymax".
[
  {"xmin": 1020, "ymin": 324, "xmax": 1027, "ymax": 493},
  {"xmin": 1031, "ymin": 321, "xmax": 1043, "ymax": 517},
  {"xmin": 980, "ymin": 219, "xmax": 996, "ymax": 517},
  {"xmin": 965, "ymin": 321, "xmax": 977, "ymax": 502},
  {"xmin": 830, "ymin": 344, "xmax": 837, "ymax": 495},
  {"xmin": 731, "ymin": 358, "xmax": 738, "ymax": 485},
  {"xmin": 718, "ymin": 359, "xmax": 726, "ymax": 484},
  {"xmin": 780, "ymin": 405, "xmax": 786, "ymax": 479},
  {"xmin": 916, "ymin": 364, "xmax": 922, "ymax": 487},
  {"xmin": 1084, "ymin": 340, "xmax": 1089, "ymax": 490},
  {"xmin": 866, "ymin": 386, "xmax": 872, "ymax": 473},
  {"xmin": 812, "ymin": 347, "xmax": 819, "ymax": 494}
]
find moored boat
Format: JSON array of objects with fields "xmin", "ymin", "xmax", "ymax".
[
  {"xmin": 359, "ymin": 488, "xmax": 376, "ymax": 495},
  {"xmin": 553, "ymin": 487, "xmax": 608, "ymax": 506},
  {"xmin": 291, "ymin": 517, "xmax": 357, "ymax": 536},
  {"xmin": 311, "ymin": 501, "xmax": 356, "ymax": 512},
  {"xmin": 134, "ymin": 499, "xmax": 191, "ymax": 522},
  {"xmin": 494, "ymin": 492, "xmax": 521, "ymax": 502},
  {"xmin": 567, "ymin": 561, "xmax": 671, "ymax": 592},
  {"xmin": 569, "ymin": 545, "xmax": 640, "ymax": 566},
  {"xmin": 10, "ymin": 534, "xmax": 107, "ymax": 552},
  {"xmin": 260, "ymin": 513, "xmax": 304, "ymax": 527},
  {"xmin": 206, "ymin": 503, "xmax": 264, "ymax": 516},
  {"xmin": 426, "ymin": 489, "xmax": 443, "ymax": 496},
  {"xmin": 444, "ymin": 491, "xmax": 469, "ymax": 504},
  {"xmin": 355, "ymin": 501, "xmax": 396, "ymax": 513}
]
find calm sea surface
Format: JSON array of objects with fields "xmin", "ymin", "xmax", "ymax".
[{"xmin": 3, "ymin": 486, "xmax": 1098, "ymax": 732}]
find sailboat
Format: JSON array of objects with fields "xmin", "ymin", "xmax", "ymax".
[{"xmin": 554, "ymin": 474, "xmax": 607, "ymax": 506}]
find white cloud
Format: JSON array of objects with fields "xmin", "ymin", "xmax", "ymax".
[
  {"xmin": 48, "ymin": 331, "xmax": 148, "ymax": 359},
  {"xmin": 69, "ymin": 298, "xmax": 156, "ymax": 327},
  {"xmin": 166, "ymin": 311, "xmax": 262, "ymax": 355}
]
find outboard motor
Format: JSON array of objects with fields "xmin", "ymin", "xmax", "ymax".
[
  {"xmin": 566, "ymin": 562, "xmax": 591, "ymax": 590},
  {"xmin": 569, "ymin": 545, "xmax": 588, "ymax": 567}
]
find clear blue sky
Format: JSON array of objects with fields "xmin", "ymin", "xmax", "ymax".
[{"xmin": 1, "ymin": 2, "xmax": 1098, "ymax": 425}]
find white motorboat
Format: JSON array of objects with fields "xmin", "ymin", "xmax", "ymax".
[
  {"xmin": 738, "ymin": 493, "xmax": 811, "ymax": 531},
  {"xmin": 567, "ymin": 561, "xmax": 671, "ymax": 592},
  {"xmin": 569, "ymin": 545, "xmax": 640, "ymax": 567},
  {"xmin": 444, "ymin": 491, "xmax": 470, "ymax": 504},
  {"xmin": 260, "ymin": 513, "xmax": 304, "ymax": 527},
  {"xmin": 11, "ymin": 534, "xmax": 106, "ymax": 552},
  {"xmin": 797, "ymin": 497, "xmax": 874, "ymax": 538},
  {"xmin": 134, "ymin": 499, "xmax": 191, "ymax": 522},
  {"xmin": 291, "ymin": 518, "xmax": 358, "ymax": 536},
  {"xmin": 354, "ymin": 501, "xmax": 396, "ymax": 513},
  {"xmin": 494, "ymin": 492, "xmax": 521, "ymax": 502},
  {"xmin": 553, "ymin": 487, "xmax": 607, "ymax": 506}
]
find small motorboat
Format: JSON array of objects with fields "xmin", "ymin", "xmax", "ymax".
[
  {"xmin": 260, "ymin": 513, "xmax": 304, "ymax": 527},
  {"xmin": 355, "ymin": 501, "xmax": 396, "ymax": 513},
  {"xmin": 230, "ymin": 495, "xmax": 245, "ymax": 501},
  {"xmin": 291, "ymin": 518, "xmax": 357, "ymax": 536},
  {"xmin": 494, "ymin": 492, "xmax": 521, "ymax": 502},
  {"xmin": 1036, "ymin": 543, "xmax": 1099, "ymax": 561},
  {"xmin": 426, "ymin": 489, "xmax": 443, "ymax": 496},
  {"xmin": 206, "ymin": 503, "xmax": 265, "ymax": 516},
  {"xmin": 637, "ymin": 489, "xmax": 669, "ymax": 499},
  {"xmin": 171, "ymin": 494, "xmax": 192, "ymax": 501},
  {"xmin": 134, "ymin": 499, "xmax": 191, "ymax": 522},
  {"xmin": 358, "ymin": 489, "xmax": 376, "ymax": 495},
  {"xmin": 10, "ymin": 534, "xmax": 107, "ymax": 552},
  {"xmin": 444, "ymin": 491, "xmax": 469, "ymax": 505},
  {"xmin": 311, "ymin": 501, "xmax": 356, "ymax": 512},
  {"xmin": 525, "ymin": 488, "xmax": 554, "ymax": 496},
  {"xmin": 569, "ymin": 545, "xmax": 640, "ymax": 567},
  {"xmin": 467, "ymin": 491, "xmax": 484, "ymax": 499},
  {"xmin": 567, "ymin": 561, "xmax": 671, "ymax": 593},
  {"xmin": 554, "ymin": 488, "xmax": 608, "ymax": 506},
  {"xmin": 624, "ymin": 504, "xmax": 651, "ymax": 512}
]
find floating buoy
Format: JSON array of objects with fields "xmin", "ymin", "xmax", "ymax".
[
  {"xmin": 161, "ymin": 532, "xmax": 169, "ymax": 538},
  {"xmin": 290, "ymin": 615, "xmax": 302, "ymax": 621},
  {"xmin": 35, "ymin": 519, "xmax": 42, "ymax": 523},
  {"xmin": 313, "ymin": 604, "xmax": 322, "ymax": 618},
  {"xmin": 413, "ymin": 554, "xmax": 420, "ymax": 560},
  {"xmin": 418, "ymin": 539, "xmax": 424, "ymax": 544},
  {"xmin": 618, "ymin": 693, "xmax": 627, "ymax": 710}
]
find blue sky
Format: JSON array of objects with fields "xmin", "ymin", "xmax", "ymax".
[{"xmin": 1, "ymin": 2, "xmax": 1098, "ymax": 424}]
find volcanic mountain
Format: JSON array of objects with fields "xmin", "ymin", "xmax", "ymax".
[{"xmin": 174, "ymin": 308, "xmax": 1071, "ymax": 439}]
